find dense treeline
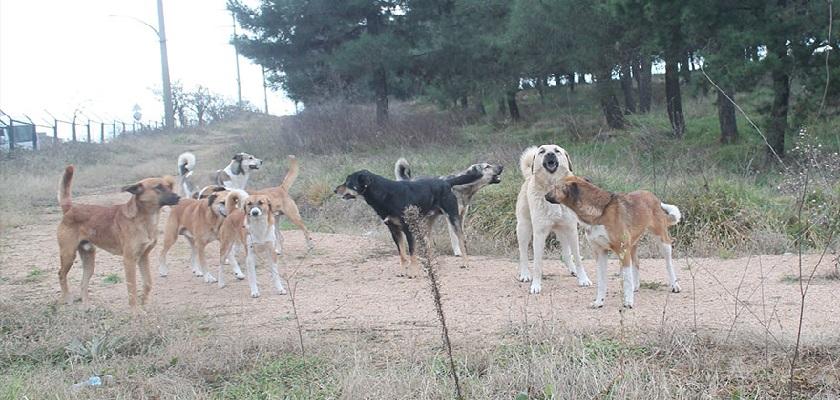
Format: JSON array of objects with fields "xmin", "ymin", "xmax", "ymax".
[{"xmin": 230, "ymin": 0, "xmax": 838, "ymax": 159}]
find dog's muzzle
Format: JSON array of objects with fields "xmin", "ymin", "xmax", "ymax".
[
  {"xmin": 544, "ymin": 193, "xmax": 558, "ymax": 204},
  {"xmin": 490, "ymin": 165, "xmax": 503, "ymax": 184},
  {"xmin": 334, "ymin": 185, "xmax": 357, "ymax": 200},
  {"xmin": 249, "ymin": 207, "xmax": 262, "ymax": 217},
  {"xmin": 248, "ymin": 161, "xmax": 262, "ymax": 170},
  {"xmin": 160, "ymin": 193, "xmax": 181, "ymax": 206},
  {"xmin": 543, "ymin": 153, "xmax": 559, "ymax": 173}
]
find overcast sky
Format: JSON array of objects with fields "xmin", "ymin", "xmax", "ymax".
[{"xmin": 1, "ymin": 0, "xmax": 295, "ymax": 128}]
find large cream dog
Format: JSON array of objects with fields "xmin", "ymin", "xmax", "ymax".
[{"xmin": 516, "ymin": 145, "xmax": 591, "ymax": 294}]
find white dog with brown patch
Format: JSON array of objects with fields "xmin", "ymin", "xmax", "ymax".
[{"xmin": 516, "ymin": 145, "xmax": 591, "ymax": 294}]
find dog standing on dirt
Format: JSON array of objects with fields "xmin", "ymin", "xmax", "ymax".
[
  {"xmin": 334, "ymin": 169, "xmax": 482, "ymax": 278},
  {"xmin": 177, "ymin": 152, "xmax": 263, "ymax": 198},
  {"xmin": 249, "ymin": 155, "xmax": 314, "ymax": 252},
  {"xmin": 56, "ymin": 166, "xmax": 180, "ymax": 310},
  {"xmin": 394, "ymin": 158, "xmax": 503, "ymax": 256},
  {"xmin": 545, "ymin": 176, "xmax": 682, "ymax": 308},
  {"xmin": 157, "ymin": 187, "xmax": 244, "ymax": 282},
  {"xmin": 217, "ymin": 191, "xmax": 286, "ymax": 297},
  {"xmin": 516, "ymin": 145, "xmax": 591, "ymax": 294}
]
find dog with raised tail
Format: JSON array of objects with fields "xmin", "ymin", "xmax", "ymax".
[
  {"xmin": 177, "ymin": 152, "xmax": 197, "ymax": 198},
  {"xmin": 177, "ymin": 152, "xmax": 263, "ymax": 198},
  {"xmin": 545, "ymin": 176, "xmax": 682, "ymax": 309}
]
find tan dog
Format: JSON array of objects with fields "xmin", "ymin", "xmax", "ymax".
[
  {"xmin": 249, "ymin": 155, "xmax": 314, "ymax": 252},
  {"xmin": 545, "ymin": 176, "xmax": 682, "ymax": 308},
  {"xmin": 57, "ymin": 165, "xmax": 180, "ymax": 310},
  {"xmin": 157, "ymin": 187, "xmax": 241, "ymax": 282},
  {"xmin": 217, "ymin": 191, "xmax": 286, "ymax": 297}
]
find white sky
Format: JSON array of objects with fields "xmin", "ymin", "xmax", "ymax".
[{"xmin": 0, "ymin": 0, "xmax": 295, "ymax": 129}]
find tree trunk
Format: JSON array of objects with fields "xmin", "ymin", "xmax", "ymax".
[
  {"xmin": 567, "ymin": 73, "xmax": 575, "ymax": 92},
  {"xmin": 768, "ymin": 61, "xmax": 790, "ymax": 159},
  {"xmin": 374, "ymin": 66, "xmax": 388, "ymax": 126},
  {"xmin": 507, "ymin": 90, "xmax": 521, "ymax": 121},
  {"xmin": 476, "ymin": 101, "xmax": 486, "ymax": 116},
  {"xmin": 632, "ymin": 56, "xmax": 641, "ymax": 88},
  {"xmin": 619, "ymin": 63, "xmax": 636, "ymax": 114},
  {"xmin": 717, "ymin": 87, "xmax": 738, "ymax": 144},
  {"xmin": 638, "ymin": 57, "xmax": 652, "ymax": 113},
  {"xmin": 537, "ymin": 76, "xmax": 547, "ymax": 104},
  {"xmin": 497, "ymin": 98, "xmax": 507, "ymax": 117},
  {"xmin": 459, "ymin": 95, "xmax": 468, "ymax": 109},
  {"xmin": 664, "ymin": 56, "xmax": 685, "ymax": 137},
  {"xmin": 596, "ymin": 74, "xmax": 625, "ymax": 129}
]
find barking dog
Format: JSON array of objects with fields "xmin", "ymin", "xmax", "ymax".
[
  {"xmin": 217, "ymin": 191, "xmax": 286, "ymax": 297},
  {"xmin": 545, "ymin": 176, "xmax": 682, "ymax": 308},
  {"xmin": 516, "ymin": 145, "xmax": 591, "ymax": 294},
  {"xmin": 394, "ymin": 158, "xmax": 503, "ymax": 256},
  {"xmin": 249, "ymin": 155, "xmax": 314, "ymax": 252},
  {"xmin": 56, "ymin": 166, "xmax": 180, "ymax": 310},
  {"xmin": 157, "ymin": 187, "xmax": 244, "ymax": 282},
  {"xmin": 177, "ymin": 152, "xmax": 263, "ymax": 198},
  {"xmin": 334, "ymin": 169, "xmax": 482, "ymax": 277}
]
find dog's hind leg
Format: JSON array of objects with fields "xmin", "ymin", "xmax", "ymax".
[
  {"xmin": 446, "ymin": 213, "xmax": 469, "ymax": 266},
  {"xmin": 197, "ymin": 240, "xmax": 216, "ymax": 284},
  {"xmin": 591, "ymin": 248, "xmax": 609, "ymax": 308},
  {"xmin": 284, "ymin": 201, "xmax": 314, "ymax": 250},
  {"xmin": 630, "ymin": 246, "xmax": 640, "ymax": 292},
  {"xmin": 445, "ymin": 220, "xmax": 463, "ymax": 257},
  {"xmin": 402, "ymin": 223, "xmax": 421, "ymax": 278},
  {"xmin": 78, "ymin": 247, "xmax": 96, "ymax": 305},
  {"xmin": 620, "ymin": 251, "xmax": 635, "ymax": 309},
  {"xmin": 58, "ymin": 245, "xmax": 77, "ymax": 305},
  {"xmin": 229, "ymin": 244, "xmax": 245, "ymax": 280},
  {"xmin": 268, "ymin": 249, "xmax": 287, "ymax": 294},
  {"xmin": 386, "ymin": 223, "xmax": 409, "ymax": 277},
  {"xmin": 186, "ymin": 237, "xmax": 203, "ymax": 277},
  {"xmin": 157, "ymin": 222, "xmax": 178, "ymax": 277},
  {"xmin": 659, "ymin": 238, "xmax": 680, "ymax": 293}
]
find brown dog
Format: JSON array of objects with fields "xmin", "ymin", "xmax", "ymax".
[
  {"xmin": 157, "ymin": 186, "xmax": 237, "ymax": 282},
  {"xmin": 545, "ymin": 176, "xmax": 682, "ymax": 309},
  {"xmin": 249, "ymin": 155, "xmax": 314, "ymax": 252},
  {"xmin": 217, "ymin": 191, "xmax": 286, "ymax": 297},
  {"xmin": 57, "ymin": 165, "xmax": 180, "ymax": 310}
]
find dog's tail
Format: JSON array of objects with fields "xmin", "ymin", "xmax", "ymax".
[
  {"xmin": 394, "ymin": 158, "xmax": 411, "ymax": 181},
  {"xmin": 661, "ymin": 203, "xmax": 682, "ymax": 225},
  {"xmin": 58, "ymin": 165, "xmax": 75, "ymax": 214},
  {"xmin": 280, "ymin": 155, "xmax": 299, "ymax": 191},
  {"xmin": 177, "ymin": 152, "xmax": 196, "ymax": 177},
  {"xmin": 519, "ymin": 146, "xmax": 539, "ymax": 178},
  {"xmin": 224, "ymin": 189, "xmax": 249, "ymax": 212}
]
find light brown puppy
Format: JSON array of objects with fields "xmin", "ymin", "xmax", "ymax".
[
  {"xmin": 56, "ymin": 165, "xmax": 180, "ymax": 310},
  {"xmin": 157, "ymin": 186, "xmax": 236, "ymax": 282},
  {"xmin": 249, "ymin": 155, "xmax": 314, "ymax": 252},
  {"xmin": 217, "ymin": 191, "xmax": 286, "ymax": 297},
  {"xmin": 545, "ymin": 176, "xmax": 682, "ymax": 309}
]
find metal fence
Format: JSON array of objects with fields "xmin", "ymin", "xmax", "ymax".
[{"xmin": 0, "ymin": 110, "xmax": 165, "ymax": 152}]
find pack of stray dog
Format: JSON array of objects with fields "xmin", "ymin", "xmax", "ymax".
[{"xmin": 56, "ymin": 143, "xmax": 683, "ymax": 312}]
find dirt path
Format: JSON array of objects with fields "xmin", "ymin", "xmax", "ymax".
[{"xmin": 2, "ymin": 192, "xmax": 838, "ymax": 347}]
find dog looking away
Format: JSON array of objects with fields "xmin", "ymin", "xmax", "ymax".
[
  {"xmin": 545, "ymin": 176, "xmax": 682, "ymax": 308},
  {"xmin": 334, "ymin": 169, "xmax": 482, "ymax": 277},
  {"xmin": 57, "ymin": 165, "xmax": 180, "ymax": 311},
  {"xmin": 177, "ymin": 152, "xmax": 262, "ymax": 198},
  {"xmin": 516, "ymin": 145, "xmax": 591, "ymax": 294},
  {"xmin": 394, "ymin": 158, "xmax": 503, "ymax": 256},
  {"xmin": 249, "ymin": 155, "xmax": 314, "ymax": 252}
]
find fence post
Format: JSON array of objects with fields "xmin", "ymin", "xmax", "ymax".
[
  {"xmin": 122, "ymin": 122, "xmax": 126, "ymax": 134},
  {"xmin": 8, "ymin": 119, "xmax": 14, "ymax": 151},
  {"xmin": 113, "ymin": 122, "xmax": 117, "ymax": 139},
  {"xmin": 100, "ymin": 122, "xmax": 105, "ymax": 143},
  {"xmin": 132, "ymin": 123, "xmax": 136, "ymax": 133},
  {"xmin": 86, "ymin": 121, "xmax": 92, "ymax": 143},
  {"xmin": 32, "ymin": 124, "xmax": 38, "ymax": 150},
  {"xmin": 71, "ymin": 121, "xmax": 77, "ymax": 142},
  {"xmin": 53, "ymin": 119, "xmax": 58, "ymax": 144}
]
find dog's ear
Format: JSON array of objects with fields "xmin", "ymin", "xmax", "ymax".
[
  {"xmin": 162, "ymin": 176, "xmax": 176, "ymax": 190},
  {"xmin": 359, "ymin": 173, "xmax": 372, "ymax": 188},
  {"xmin": 122, "ymin": 182, "xmax": 144, "ymax": 195},
  {"xmin": 562, "ymin": 149, "xmax": 573, "ymax": 173},
  {"xmin": 266, "ymin": 199, "xmax": 274, "ymax": 214},
  {"xmin": 566, "ymin": 182, "xmax": 580, "ymax": 203},
  {"xmin": 207, "ymin": 194, "xmax": 217, "ymax": 206},
  {"xmin": 233, "ymin": 153, "xmax": 244, "ymax": 162}
]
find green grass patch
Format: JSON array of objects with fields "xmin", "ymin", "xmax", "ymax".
[
  {"xmin": 102, "ymin": 273, "xmax": 122, "ymax": 285},
  {"xmin": 214, "ymin": 355, "xmax": 340, "ymax": 399}
]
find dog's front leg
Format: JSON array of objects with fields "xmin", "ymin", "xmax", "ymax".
[
  {"xmin": 197, "ymin": 241, "xmax": 217, "ymax": 284},
  {"xmin": 445, "ymin": 221, "xmax": 463, "ymax": 257},
  {"xmin": 246, "ymin": 242, "xmax": 260, "ymax": 298},
  {"xmin": 592, "ymin": 248, "xmax": 609, "ymax": 308},
  {"xmin": 529, "ymin": 226, "xmax": 550, "ymax": 294},
  {"xmin": 186, "ymin": 237, "xmax": 202, "ymax": 277},
  {"xmin": 138, "ymin": 246, "xmax": 154, "ymax": 306},
  {"xmin": 660, "ymin": 241, "xmax": 681, "ymax": 293},
  {"xmin": 123, "ymin": 254, "xmax": 140, "ymax": 311},
  {"xmin": 516, "ymin": 217, "xmax": 533, "ymax": 282},
  {"xmin": 621, "ymin": 252, "xmax": 635, "ymax": 309}
]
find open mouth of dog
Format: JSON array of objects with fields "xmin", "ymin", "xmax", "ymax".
[
  {"xmin": 334, "ymin": 185, "xmax": 358, "ymax": 200},
  {"xmin": 543, "ymin": 154, "xmax": 559, "ymax": 173},
  {"xmin": 248, "ymin": 164, "xmax": 260, "ymax": 170},
  {"xmin": 490, "ymin": 173, "xmax": 502, "ymax": 184}
]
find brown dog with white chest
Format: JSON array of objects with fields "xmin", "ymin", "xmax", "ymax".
[
  {"xmin": 544, "ymin": 175, "xmax": 682, "ymax": 309},
  {"xmin": 56, "ymin": 165, "xmax": 180, "ymax": 310}
]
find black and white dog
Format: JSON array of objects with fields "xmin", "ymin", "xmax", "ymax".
[
  {"xmin": 394, "ymin": 158, "xmax": 503, "ymax": 256},
  {"xmin": 335, "ymin": 169, "xmax": 482, "ymax": 277},
  {"xmin": 177, "ymin": 152, "xmax": 263, "ymax": 198}
]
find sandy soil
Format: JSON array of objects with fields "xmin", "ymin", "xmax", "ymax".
[{"xmin": 2, "ymin": 191, "xmax": 838, "ymax": 347}]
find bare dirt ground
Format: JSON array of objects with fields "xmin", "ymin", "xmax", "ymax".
[{"xmin": 2, "ymin": 191, "xmax": 838, "ymax": 348}]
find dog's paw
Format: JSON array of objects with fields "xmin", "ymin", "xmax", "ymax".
[
  {"xmin": 591, "ymin": 299, "xmax": 605, "ymax": 308},
  {"xmin": 158, "ymin": 266, "xmax": 168, "ymax": 277},
  {"xmin": 218, "ymin": 280, "xmax": 226, "ymax": 289},
  {"xmin": 234, "ymin": 271, "xmax": 246, "ymax": 280},
  {"xmin": 529, "ymin": 282, "xmax": 541, "ymax": 294},
  {"xmin": 276, "ymin": 287, "xmax": 288, "ymax": 295},
  {"xmin": 671, "ymin": 281, "xmax": 682, "ymax": 293},
  {"xmin": 204, "ymin": 274, "xmax": 217, "ymax": 284},
  {"xmin": 623, "ymin": 301, "xmax": 634, "ymax": 309},
  {"xmin": 577, "ymin": 276, "xmax": 593, "ymax": 287},
  {"xmin": 306, "ymin": 240, "xmax": 315, "ymax": 250},
  {"xmin": 193, "ymin": 270, "xmax": 203, "ymax": 277},
  {"xmin": 250, "ymin": 290, "xmax": 260, "ymax": 298},
  {"xmin": 517, "ymin": 272, "xmax": 532, "ymax": 282}
]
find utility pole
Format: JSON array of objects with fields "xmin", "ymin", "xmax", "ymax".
[
  {"xmin": 232, "ymin": 12, "xmax": 243, "ymax": 107},
  {"xmin": 157, "ymin": 0, "xmax": 175, "ymax": 128},
  {"xmin": 261, "ymin": 65, "xmax": 269, "ymax": 114}
]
